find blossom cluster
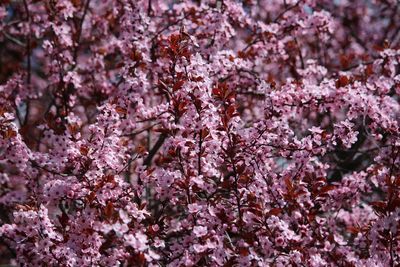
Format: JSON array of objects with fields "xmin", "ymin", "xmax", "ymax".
[{"xmin": 1, "ymin": 0, "xmax": 400, "ymax": 266}]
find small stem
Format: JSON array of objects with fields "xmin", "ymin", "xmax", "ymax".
[
  {"xmin": 22, "ymin": 0, "xmax": 31, "ymax": 125},
  {"xmin": 72, "ymin": 0, "xmax": 91, "ymax": 67},
  {"xmin": 143, "ymin": 133, "xmax": 167, "ymax": 166},
  {"xmin": 198, "ymin": 130, "xmax": 202, "ymax": 176}
]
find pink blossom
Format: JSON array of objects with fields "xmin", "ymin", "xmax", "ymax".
[
  {"xmin": 1, "ymin": 0, "xmax": 400, "ymax": 265},
  {"xmin": 193, "ymin": 225, "xmax": 208, "ymax": 237}
]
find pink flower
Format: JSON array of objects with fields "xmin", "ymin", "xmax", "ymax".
[
  {"xmin": 193, "ymin": 226, "xmax": 208, "ymax": 237},
  {"xmin": 188, "ymin": 203, "xmax": 202, "ymax": 213},
  {"xmin": 124, "ymin": 232, "xmax": 148, "ymax": 252},
  {"xmin": 1, "ymin": 0, "xmax": 400, "ymax": 265}
]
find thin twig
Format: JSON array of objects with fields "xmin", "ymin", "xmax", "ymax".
[
  {"xmin": 72, "ymin": 0, "xmax": 91, "ymax": 67},
  {"xmin": 143, "ymin": 133, "xmax": 167, "ymax": 166}
]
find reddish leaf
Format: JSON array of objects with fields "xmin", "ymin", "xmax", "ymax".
[
  {"xmin": 57, "ymin": 212, "xmax": 69, "ymax": 228},
  {"xmin": 80, "ymin": 145, "xmax": 89, "ymax": 156},
  {"xmin": 318, "ymin": 185, "xmax": 336, "ymax": 195},
  {"xmin": 115, "ymin": 106, "xmax": 127, "ymax": 115},
  {"xmin": 104, "ymin": 202, "xmax": 114, "ymax": 219},
  {"xmin": 173, "ymin": 80, "xmax": 185, "ymax": 91},
  {"xmin": 336, "ymin": 76, "xmax": 349, "ymax": 88},
  {"xmin": 268, "ymin": 208, "xmax": 282, "ymax": 216}
]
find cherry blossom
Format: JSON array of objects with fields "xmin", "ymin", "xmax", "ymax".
[{"xmin": 1, "ymin": 0, "xmax": 400, "ymax": 266}]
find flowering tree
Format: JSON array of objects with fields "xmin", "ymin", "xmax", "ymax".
[{"xmin": 1, "ymin": 0, "xmax": 400, "ymax": 266}]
